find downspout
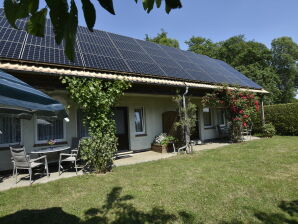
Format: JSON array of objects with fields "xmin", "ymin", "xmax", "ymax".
[
  {"xmin": 182, "ymin": 85, "xmax": 190, "ymax": 152},
  {"xmin": 261, "ymin": 95, "xmax": 265, "ymax": 126}
]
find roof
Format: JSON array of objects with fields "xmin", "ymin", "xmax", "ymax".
[{"xmin": 0, "ymin": 9, "xmax": 263, "ymax": 91}]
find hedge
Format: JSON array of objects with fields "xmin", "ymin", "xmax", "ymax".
[{"xmin": 253, "ymin": 103, "xmax": 298, "ymax": 136}]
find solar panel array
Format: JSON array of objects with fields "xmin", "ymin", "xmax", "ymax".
[{"xmin": 0, "ymin": 9, "xmax": 262, "ymax": 89}]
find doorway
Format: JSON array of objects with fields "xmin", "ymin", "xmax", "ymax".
[{"xmin": 113, "ymin": 107, "xmax": 129, "ymax": 151}]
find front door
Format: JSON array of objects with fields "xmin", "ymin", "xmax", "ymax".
[{"xmin": 113, "ymin": 107, "xmax": 129, "ymax": 151}]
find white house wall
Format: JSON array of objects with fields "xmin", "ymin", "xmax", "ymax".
[{"xmin": 0, "ymin": 91, "xmax": 222, "ymax": 171}]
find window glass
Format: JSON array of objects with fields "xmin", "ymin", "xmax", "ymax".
[
  {"xmin": 37, "ymin": 116, "xmax": 64, "ymax": 141},
  {"xmin": 203, "ymin": 108, "xmax": 212, "ymax": 127},
  {"xmin": 0, "ymin": 116, "xmax": 21, "ymax": 145},
  {"xmin": 134, "ymin": 108, "xmax": 145, "ymax": 134},
  {"xmin": 217, "ymin": 109, "xmax": 225, "ymax": 125}
]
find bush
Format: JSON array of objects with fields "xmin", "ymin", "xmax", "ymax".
[
  {"xmin": 253, "ymin": 103, "xmax": 298, "ymax": 136},
  {"xmin": 261, "ymin": 123, "xmax": 276, "ymax": 138}
]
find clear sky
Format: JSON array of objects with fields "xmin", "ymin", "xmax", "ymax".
[{"xmin": 73, "ymin": 0, "xmax": 298, "ymax": 50}]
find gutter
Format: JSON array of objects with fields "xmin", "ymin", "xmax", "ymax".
[{"xmin": 0, "ymin": 62, "xmax": 269, "ymax": 94}]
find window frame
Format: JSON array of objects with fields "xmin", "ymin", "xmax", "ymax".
[
  {"xmin": 217, "ymin": 108, "xmax": 226, "ymax": 127},
  {"xmin": 203, "ymin": 107, "xmax": 213, "ymax": 128},
  {"xmin": 134, "ymin": 107, "xmax": 146, "ymax": 135},
  {"xmin": 34, "ymin": 115, "xmax": 66, "ymax": 144},
  {"xmin": 0, "ymin": 116, "xmax": 22, "ymax": 147}
]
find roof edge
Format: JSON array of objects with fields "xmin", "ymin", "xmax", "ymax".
[{"xmin": 0, "ymin": 62, "xmax": 269, "ymax": 94}]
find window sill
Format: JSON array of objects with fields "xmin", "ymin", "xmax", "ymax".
[
  {"xmin": 33, "ymin": 141, "xmax": 68, "ymax": 147},
  {"xmin": 135, "ymin": 134, "xmax": 147, "ymax": 137},
  {"xmin": 204, "ymin": 126, "xmax": 215, "ymax": 130}
]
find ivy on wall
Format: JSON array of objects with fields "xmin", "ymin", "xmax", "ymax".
[{"xmin": 61, "ymin": 76, "xmax": 131, "ymax": 173}]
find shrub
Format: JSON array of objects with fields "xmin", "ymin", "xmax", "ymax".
[
  {"xmin": 261, "ymin": 123, "xmax": 276, "ymax": 138},
  {"xmin": 253, "ymin": 103, "xmax": 298, "ymax": 136}
]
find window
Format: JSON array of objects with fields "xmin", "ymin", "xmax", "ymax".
[
  {"xmin": 77, "ymin": 110, "xmax": 90, "ymax": 138},
  {"xmin": 0, "ymin": 116, "xmax": 21, "ymax": 145},
  {"xmin": 217, "ymin": 109, "xmax": 225, "ymax": 126},
  {"xmin": 134, "ymin": 107, "xmax": 145, "ymax": 134},
  {"xmin": 36, "ymin": 116, "xmax": 65, "ymax": 143},
  {"xmin": 203, "ymin": 107, "xmax": 212, "ymax": 128}
]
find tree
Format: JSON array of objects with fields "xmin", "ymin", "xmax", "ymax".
[
  {"xmin": 145, "ymin": 29, "xmax": 180, "ymax": 48},
  {"xmin": 4, "ymin": 0, "xmax": 182, "ymax": 61},
  {"xmin": 271, "ymin": 37, "xmax": 298, "ymax": 103},
  {"xmin": 185, "ymin": 36, "xmax": 219, "ymax": 58},
  {"xmin": 186, "ymin": 35, "xmax": 282, "ymax": 104}
]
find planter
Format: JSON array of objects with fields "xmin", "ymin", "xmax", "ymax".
[{"xmin": 151, "ymin": 144, "xmax": 168, "ymax": 153}]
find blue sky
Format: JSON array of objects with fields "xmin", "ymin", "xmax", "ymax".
[{"xmin": 73, "ymin": 0, "xmax": 298, "ymax": 50}]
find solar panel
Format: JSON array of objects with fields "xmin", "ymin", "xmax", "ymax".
[
  {"xmin": 0, "ymin": 8, "xmax": 263, "ymax": 89},
  {"xmin": 126, "ymin": 60, "xmax": 166, "ymax": 77}
]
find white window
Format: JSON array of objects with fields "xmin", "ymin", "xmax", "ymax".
[
  {"xmin": 0, "ymin": 116, "xmax": 21, "ymax": 146},
  {"xmin": 35, "ymin": 115, "xmax": 65, "ymax": 143},
  {"xmin": 203, "ymin": 107, "xmax": 212, "ymax": 128},
  {"xmin": 217, "ymin": 109, "xmax": 225, "ymax": 126},
  {"xmin": 134, "ymin": 107, "xmax": 145, "ymax": 134}
]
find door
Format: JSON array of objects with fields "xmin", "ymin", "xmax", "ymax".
[{"xmin": 113, "ymin": 107, "xmax": 129, "ymax": 151}]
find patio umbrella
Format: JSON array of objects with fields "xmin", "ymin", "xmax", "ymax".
[{"xmin": 0, "ymin": 70, "xmax": 68, "ymax": 119}]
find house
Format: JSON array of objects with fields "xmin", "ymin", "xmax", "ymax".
[{"xmin": 0, "ymin": 9, "xmax": 267, "ymax": 171}]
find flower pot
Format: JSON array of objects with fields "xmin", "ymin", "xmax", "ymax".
[{"xmin": 151, "ymin": 144, "xmax": 168, "ymax": 153}]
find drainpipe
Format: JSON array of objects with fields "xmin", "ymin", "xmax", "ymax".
[
  {"xmin": 182, "ymin": 86, "xmax": 190, "ymax": 152},
  {"xmin": 261, "ymin": 95, "xmax": 265, "ymax": 126}
]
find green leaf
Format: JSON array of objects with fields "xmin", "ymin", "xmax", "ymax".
[
  {"xmin": 4, "ymin": 0, "xmax": 30, "ymax": 28},
  {"xmin": 143, "ymin": 0, "xmax": 154, "ymax": 13},
  {"xmin": 26, "ymin": 8, "xmax": 47, "ymax": 37},
  {"xmin": 97, "ymin": 0, "xmax": 115, "ymax": 15},
  {"xmin": 28, "ymin": 0, "xmax": 39, "ymax": 14},
  {"xmin": 156, "ymin": 0, "xmax": 162, "ymax": 8},
  {"xmin": 64, "ymin": 0, "xmax": 78, "ymax": 61},
  {"xmin": 45, "ymin": 0, "xmax": 69, "ymax": 44},
  {"xmin": 81, "ymin": 0, "xmax": 96, "ymax": 32},
  {"xmin": 4, "ymin": 0, "xmax": 18, "ymax": 28},
  {"xmin": 165, "ymin": 0, "xmax": 182, "ymax": 14}
]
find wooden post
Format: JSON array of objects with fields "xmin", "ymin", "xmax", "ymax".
[{"xmin": 261, "ymin": 96, "xmax": 265, "ymax": 126}]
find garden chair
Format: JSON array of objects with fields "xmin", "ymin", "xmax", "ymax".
[
  {"xmin": 10, "ymin": 145, "xmax": 49, "ymax": 184},
  {"xmin": 58, "ymin": 139, "xmax": 81, "ymax": 175},
  {"xmin": 241, "ymin": 123, "xmax": 253, "ymax": 140}
]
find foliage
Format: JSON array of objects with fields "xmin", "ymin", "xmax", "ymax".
[
  {"xmin": 4, "ymin": 0, "xmax": 182, "ymax": 61},
  {"xmin": 173, "ymin": 93, "xmax": 197, "ymax": 151},
  {"xmin": 260, "ymin": 123, "xmax": 276, "ymax": 138},
  {"xmin": 253, "ymin": 103, "xmax": 298, "ymax": 136},
  {"xmin": 271, "ymin": 37, "xmax": 298, "ymax": 103},
  {"xmin": 61, "ymin": 76, "xmax": 131, "ymax": 173},
  {"xmin": 202, "ymin": 87, "xmax": 259, "ymax": 142},
  {"xmin": 153, "ymin": 133, "xmax": 175, "ymax": 146},
  {"xmin": 145, "ymin": 29, "xmax": 180, "ymax": 49},
  {"xmin": 186, "ymin": 35, "xmax": 284, "ymax": 104}
]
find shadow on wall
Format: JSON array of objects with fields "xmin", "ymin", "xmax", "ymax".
[{"xmin": 0, "ymin": 186, "xmax": 196, "ymax": 224}]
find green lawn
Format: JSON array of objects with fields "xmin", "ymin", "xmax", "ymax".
[{"xmin": 0, "ymin": 136, "xmax": 297, "ymax": 224}]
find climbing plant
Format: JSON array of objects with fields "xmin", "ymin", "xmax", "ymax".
[
  {"xmin": 173, "ymin": 93, "xmax": 197, "ymax": 152},
  {"xmin": 61, "ymin": 76, "xmax": 131, "ymax": 173},
  {"xmin": 202, "ymin": 87, "xmax": 260, "ymax": 142}
]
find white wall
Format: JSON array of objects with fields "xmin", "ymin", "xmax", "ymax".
[{"xmin": 0, "ymin": 92, "xmax": 223, "ymax": 171}]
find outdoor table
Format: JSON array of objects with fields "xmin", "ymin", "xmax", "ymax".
[
  {"xmin": 31, "ymin": 146, "xmax": 70, "ymax": 172},
  {"xmin": 31, "ymin": 146, "xmax": 70, "ymax": 155}
]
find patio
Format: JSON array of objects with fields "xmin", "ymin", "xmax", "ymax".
[{"xmin": 0, "ymin": 136, "xmax": 260, "ymax": 192}]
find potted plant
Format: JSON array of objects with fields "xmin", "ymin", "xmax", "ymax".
[{"xmin": 151, "ymin": 133, "xmax": 175, "ymax": 153}]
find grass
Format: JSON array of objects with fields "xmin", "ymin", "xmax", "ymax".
[{"xmin": 0, "ymin": 136, "xmax": 297, "ymax": 223}]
